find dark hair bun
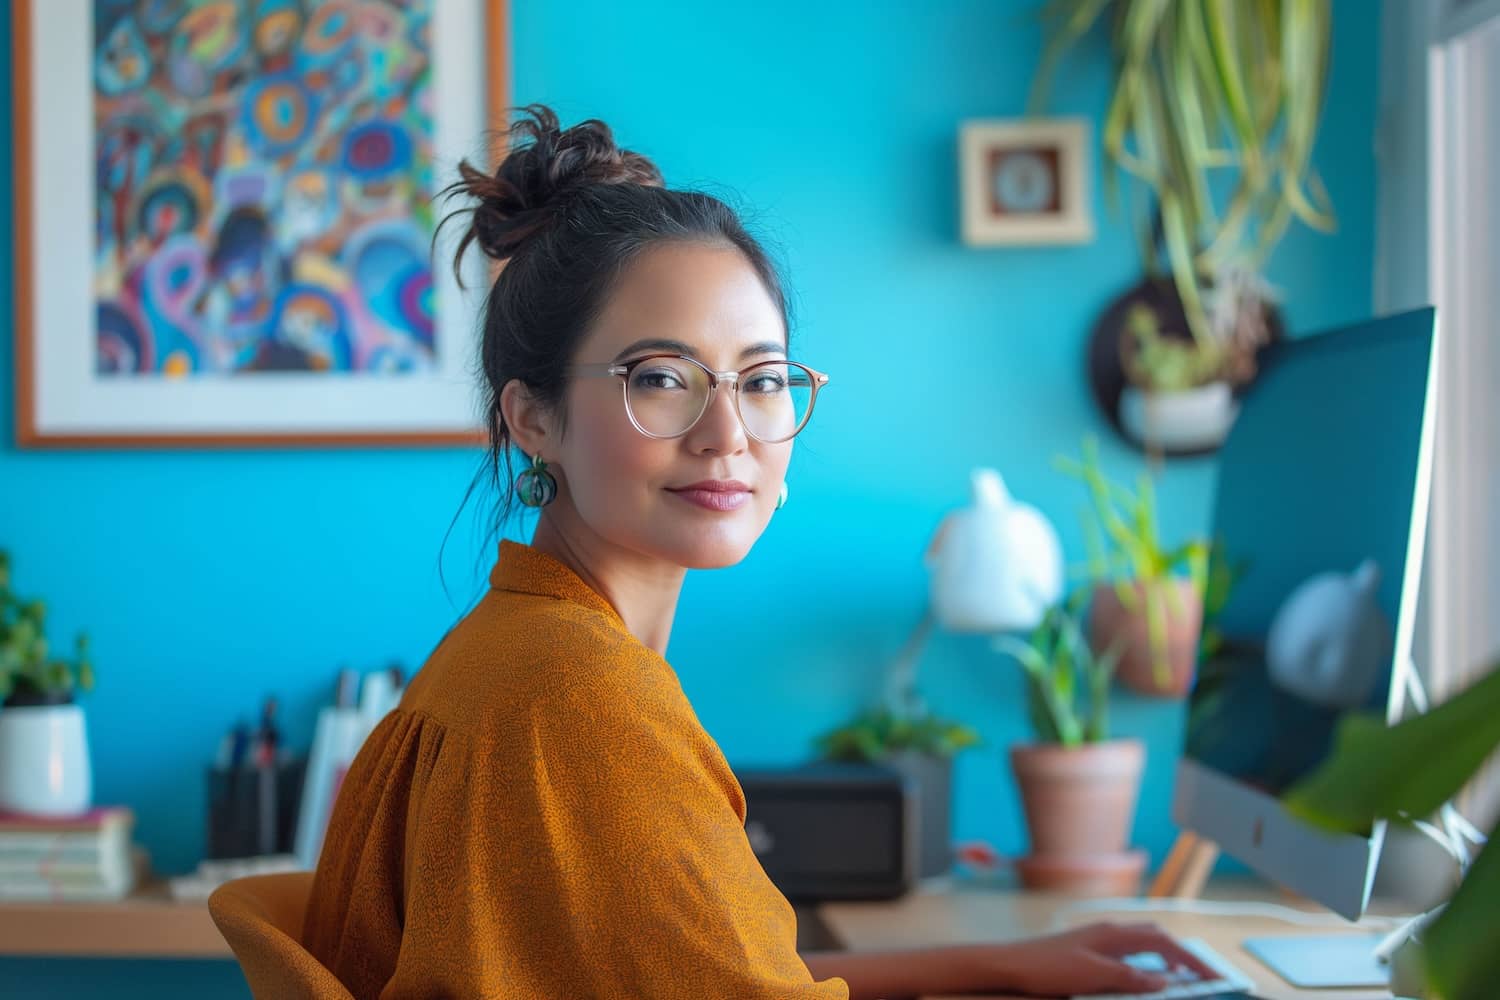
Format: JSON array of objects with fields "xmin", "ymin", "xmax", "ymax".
[{"xmin": 445, "ymin": 104, "xmax": 664, "ymax": 265}]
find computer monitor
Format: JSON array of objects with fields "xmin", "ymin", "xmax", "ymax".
[{"xmin": 1173, "ymin": 309, "xmax": 1438, "ymax": 978}]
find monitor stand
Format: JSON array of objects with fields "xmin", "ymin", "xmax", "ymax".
[
  {"xmin": 1148, "ymin": 830, "xmax": 1220, "ymax": 899},
  {"xmin": 1148, "ymin": 667, "xmax": 1486, "ymax": 989},
  {"xmin": 1147, "ymin": 831, "xmax": 1391, "ymax": 989}
]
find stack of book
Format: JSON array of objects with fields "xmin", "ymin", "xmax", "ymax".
[{"xmin": 0, "ymin": 806, "xmax": 143, "ymax": 902}]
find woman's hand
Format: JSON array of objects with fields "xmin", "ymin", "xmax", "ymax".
[
  {"xmin": 804, "ymin": 921, "xmax": 1186, "ymax": 999},
  {"xmin": 978, "ymin": 922, "xmax": 1178, "ymax": 996}
]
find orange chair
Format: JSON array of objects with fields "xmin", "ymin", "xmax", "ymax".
[{"xmin": 208, "ymin": 871, "xmax": 355, "ymax": 1000}]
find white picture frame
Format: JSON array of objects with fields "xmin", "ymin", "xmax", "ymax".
[
  {"xmin": 13, "ymin": 0, "xmax": 510, "ymax": 448},
  {"xmin": 958, "ymin": 118, "xmax": 1093, "ymax": 246}
]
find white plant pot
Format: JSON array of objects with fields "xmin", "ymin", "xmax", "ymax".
[
  {"xmin": 1119, "ymin": 381, "xmax": 1239, "ymax": 452},
  {"xmin": 0, "ymin": 702, "xmax": 93, "ymax": 816}
]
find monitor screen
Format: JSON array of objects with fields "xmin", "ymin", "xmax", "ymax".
[
  {"xmin": 1174, "ymin": 309, "xmax": 1436, "ymax": 919},
  {"xmin": 1184, "ymin": 317, "xmax": 1432, "ymax": 796}
]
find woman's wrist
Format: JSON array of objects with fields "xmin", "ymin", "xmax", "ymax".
[
  {"xmin": 803, "ymin": 942, "xmax": 1004, "ymax": 1000},
  {"xmin": 936, "ymin": 941, "xmax": 1019, "ymax": 994}
]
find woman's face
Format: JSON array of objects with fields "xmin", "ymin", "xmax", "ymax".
[{"xmin": 536, "ymin": 241, "xmax": 794, "ymax": 570}]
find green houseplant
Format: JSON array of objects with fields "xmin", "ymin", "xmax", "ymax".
[
  {"xmin": 816, "ymin": 706, "xmax": 981, "ymax": 878},
  {"xmin": 1057, "ymin": 437, "xmax": 1208, "ymax": 696},
  {"xmin": 994, "ymin": 596, "xmax": 1146, "ymax": 894},
  {"xmin": 816, "ymin": 708, "xmax": 982, "ymax": 764},
  {"xmin": 1032, "ymin": 0, "xmax": 1333, "ymax": 452},
  {"xmin": 0, "ymin": 551, "xmax": 94, "ymax": 706},
  {"xmin": 1285, "ymin": 661, "xmax": 1500, "ymax": 1000},
  {"xmin": 0, "ymin": 550, "xmax": 97, "ymax": 815}
]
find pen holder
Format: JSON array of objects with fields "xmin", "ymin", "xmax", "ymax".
[{"xmin": 206, "ymin": 756, "xmax": 307, "ymax": 860}]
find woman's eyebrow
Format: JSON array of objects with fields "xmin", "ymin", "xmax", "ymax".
[{"xmin": 611, "ymin": 338, "xmax": 787, "ymax": 362}]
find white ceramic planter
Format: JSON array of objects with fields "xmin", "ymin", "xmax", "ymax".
[
  {"xmin": 0, "ymin": 702, "xmax": 93, "ymax": 816},
  {"xmin": 1119, "ymin": 381, "xmax": 1239, "ymax": 452}
]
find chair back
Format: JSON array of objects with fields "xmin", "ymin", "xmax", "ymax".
[{"xmin": 208, "ymin": 871, "xmax": 355, "ymax": 1000}]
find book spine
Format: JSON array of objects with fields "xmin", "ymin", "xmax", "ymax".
[
  {"xmin": 0, "ymin": 843, "xmax": 115, "ymax": 859},
  {"xmin": 0, "ymin": 828, "xmax": 129, "ymax": 853},
  {"xmin": 0, "ymin": 870, "xmax": 122, "ymax": 888},
  {"xmin": 0, "ymin": 812, "xmax": 132, "ymax": 836},
  {"xmin": 0, "ymin": 881, "xmax": 134, "ymax": 902}
]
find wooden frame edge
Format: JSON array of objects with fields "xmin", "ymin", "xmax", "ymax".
[
  {"xmin": 14, "ymin": 0, "xmax": 36, "ymax": 447},
  {"xmin": 958, "ymin": 117, "xmax": 1094, "ymax": 248}
]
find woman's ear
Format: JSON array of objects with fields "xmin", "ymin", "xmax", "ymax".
[{"xmin": 499, "ymin": 379, "xmax": 554, "ymax": 458}]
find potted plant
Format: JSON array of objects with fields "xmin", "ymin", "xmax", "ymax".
[
  {"xmin": 1285, "ymin": 660, "xmax": 1500, "ymax": 1000},
  {"xmin": 0, "ymin": 550, "xmax": 96, "ymax": 816},
  {"xmin": 994, "ymin": 595, "xmax": 1145, "ymax": 895},
  {"xmin": 1032, "ymin": 0, "xmax": 1332, "ymax": 455},
  {"xmin": 815, "ymin": 705, "xmax": 981, "ymax": 878},
  {"xmin": 1113, "ymin": 273, "xmax": 1278, "ymax": 453},
  {"xmin": 1057, "ymin": 437, "xmax": 1208, "ymax": 697}
]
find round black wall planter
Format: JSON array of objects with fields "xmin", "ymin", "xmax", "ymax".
[{"xmin": 1086, "ymin": 277, "xmax": 1285, "ymax": 457}]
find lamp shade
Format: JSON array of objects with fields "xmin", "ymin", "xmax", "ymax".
[{"xmin": 926, "ymin": 468, "xmax": 1062, "ymax": 633}]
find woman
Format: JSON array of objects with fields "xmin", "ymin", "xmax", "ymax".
[{"xmin": 303, "ymin": 105, "xmax": 1178, "ymax": 999}]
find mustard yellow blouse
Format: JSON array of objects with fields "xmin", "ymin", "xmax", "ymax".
[{"xmin": 302, "ymin": 539, "xmax": 850, "ymax": 999}]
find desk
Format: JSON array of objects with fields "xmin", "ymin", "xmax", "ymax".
[
  {"xmin": 0, "ymin": 881, "xmax": 228, "ymax": 958},
  {"xmin": 816, "ymin": 877, "xmax": 1400, "ymax": 1000}
]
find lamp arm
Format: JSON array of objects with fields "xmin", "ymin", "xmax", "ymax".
[{"xmin": 883, "ymin": 611, "xmax": 936, "ymax": 718}]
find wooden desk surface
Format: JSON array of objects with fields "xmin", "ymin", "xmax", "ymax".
[
  {"xmin": 0, "ymin": 881, "xmax": 229, "ymax": 958},
  {"xmin": 816, "ymin": 876, "xmax": 1402, "ymax": 1000}
]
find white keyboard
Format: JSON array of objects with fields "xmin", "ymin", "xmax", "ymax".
[{"xmin": 1074, "ymin": 937, "xmax": 1257, "ymax": 1000}]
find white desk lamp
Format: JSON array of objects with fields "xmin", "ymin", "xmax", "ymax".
[{"xmin": 884, "ymin": 468, "xmax": 1064, "ymax": 715}]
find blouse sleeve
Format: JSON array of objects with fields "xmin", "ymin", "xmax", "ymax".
[{"xmin": 403, "ymin": 662, "xmax": 851, "ymax": 1000}]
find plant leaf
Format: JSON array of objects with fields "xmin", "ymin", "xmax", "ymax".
[
  {"xmin": 1284, "ymin": 663, "xmax": 1500, "ymax": 831},
  {"xmin": 1203, "ymin": 0, "xmax": 1258, "ymax": 151},
  {"xmin": 1159, "ymin": 191, "xmax": 1215, "ymax": 344},
  {"xmin": 1422, "ymin": 819, "xmax": 1500, "ymax": 1000},
  {"xmin": 1030, "ymin": 0, "xmax": 1113, "ymax": 114}
]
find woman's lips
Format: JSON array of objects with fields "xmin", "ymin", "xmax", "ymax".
[{"xmin": 667, "ymin": 488, "xmax": 751, "ymax": 511}]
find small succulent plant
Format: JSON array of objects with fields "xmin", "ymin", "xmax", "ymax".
[
  {"xmin": 0, "ymin": 551, "xmax": 95, "ymax": 706},
  {"xmin": 815, "ymin": 707, "xmax": 982, "ymax": 763},
  {"xmin": 993, "ymin": 595, "xmax": 1119, "ymax": 747}
]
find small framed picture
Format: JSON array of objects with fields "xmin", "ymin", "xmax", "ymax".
[{"xmin": 959, "ymin": 118, "xmax": 1093, "ymax": 246}]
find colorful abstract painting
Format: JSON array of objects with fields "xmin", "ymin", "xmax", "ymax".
[{"xmin": 92, "ymin": 0, "xmax": 438, "ymax": 377}]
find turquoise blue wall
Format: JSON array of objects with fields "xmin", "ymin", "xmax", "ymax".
[{"xmin": 1, "ymin": 1, "xmax": 1379, "ymax": 995}]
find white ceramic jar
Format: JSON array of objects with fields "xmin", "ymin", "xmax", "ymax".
[{"xmin": 0, "ymin": 701, "xmax": 93, "ymax": 816}]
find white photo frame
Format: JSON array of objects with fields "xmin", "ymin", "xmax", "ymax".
[
  {"xmin": 13, "ymin": 0, "xmax": 510, "ymax": 448},
  {"xmin": 959, "ymin": 118, "xmax": 1093, "ymax": 246}
]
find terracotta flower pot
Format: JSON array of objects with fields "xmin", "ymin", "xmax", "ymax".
[
  {"xmin": 1013, "ymin": 850, "xmax": 1147, "ymax": 896},
  {"xmin": 1009, "ymin": 739, "xmax": 1144, "ymax": 856},
  {"xmin": 1009, "ymin": 740, "xmax": 1146, "ymax": 896},
  {"xmin": 1090, "ymin": 577, "xmax": 1203, "ymax": 697}
]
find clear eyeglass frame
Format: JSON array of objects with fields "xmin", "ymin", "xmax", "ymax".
[{"xmin": 566, "ymin": 353, "xmax": 831, "ymax": 443}]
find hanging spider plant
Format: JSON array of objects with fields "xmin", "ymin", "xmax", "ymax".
[{"xmin": 1030, "ymin": 0, "xmax": 1336, "ymax": 348}]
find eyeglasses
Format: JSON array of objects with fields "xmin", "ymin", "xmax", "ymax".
[{"xmin": 566, "ymin": 354, "xmax": 830, "ymax": 443}]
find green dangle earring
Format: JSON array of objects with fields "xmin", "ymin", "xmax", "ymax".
[
  {"xmin": 776, "ymin": 481, "xmax": 789, "ymax": 511},
  {"xmin": 515, "ymin": 454, "xmax": 558, "ymax": 508}
]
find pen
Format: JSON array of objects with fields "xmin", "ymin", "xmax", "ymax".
[
  {"xmin": 256, "ymin": 695, "xmax": 280, "ymax": 854},
  {"xmin": 255, "ymin": 696, "xmax": 279, "ymax": 767},
  {"xmin": 228, "ymin": 719, "xmax": 251, "ymax": 770}
]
